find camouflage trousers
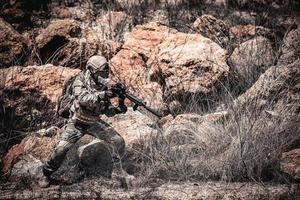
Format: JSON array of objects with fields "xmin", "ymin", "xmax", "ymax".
[{"xmin": 43, "ymin": 119, "xmax": 125, "ymax": 176}]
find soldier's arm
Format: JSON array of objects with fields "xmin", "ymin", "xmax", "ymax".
[
  {"xmin": 104, "ymin": 100, "xmax": 127, "ymax": 117},
  {"xmin": 73, "ymin": 77, "xmax": 106, "ymax": 106}
]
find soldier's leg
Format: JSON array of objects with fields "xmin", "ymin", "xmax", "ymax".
[
  {"xmin": 87, "ymin": 120, "xmax": 135, "ymax": 189},
  {"xmin": 43, "ymin": 121, "xmax": 84, "ymax": 176},
  {"xmin": 87, "ymin": 120, "xmax": 125, "ymax": 159}
]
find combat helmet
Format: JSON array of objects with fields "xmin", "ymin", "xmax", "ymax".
[{"xmin": 86, "ymin": 55, "xmax": 109, "ymax": 73}]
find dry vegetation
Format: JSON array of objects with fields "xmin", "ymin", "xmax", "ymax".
[{"xmin": 130, "ymin": 96, "xmax": 299, "ymax": 186}]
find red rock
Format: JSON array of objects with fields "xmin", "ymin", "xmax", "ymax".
[
  {"xmin": 111, "ymin": 22, "xmax": 229, "ymax": 111},
  {"xmin": 0, "ymin": 18, "xmax": 27, "ymax": 67},
  {"xmin": 2, "ymin": 65, "xmax": 81, "ymax": 102},
  {"xmin": 3, "ymin": 134, "xmax": 59, "ymax": 174}
]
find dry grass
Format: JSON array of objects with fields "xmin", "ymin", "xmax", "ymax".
[{"xmin": 130, "ymin": 80, "xmax": 300, "ymax": 185}]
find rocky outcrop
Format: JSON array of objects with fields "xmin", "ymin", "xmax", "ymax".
[
  {"xmin": 149, "ymin": 31, "xmax": 229, "ymax": 101},
  {"xmin": 111, "ymin": 22, "xmax": 229, "ymax": 112},
  {"xmin": 279, "ymin": 27, "xmax": 300, "ymax": 65},
  {"xmin": 2, "ymin": 129, "xmax": 60, "ymax": 174},
  {"xmin": 0, "ymin": 18, "xmax": 27, "ymax": 68},
  {"xmin": 281, "ymin": 148, "xmax": 300, "ymax": 180},
  {"xmin": 110, "ymin": 23, "xmax": 176, "ymax": 111},
  {"xmin": 193, "ymin": 15, "xmax": 229, "ymax": 47},
  {"xmin": 229, "ymin": 36, "xmax": 274, "ymax": 87},
  {"xmin": 161, "ymin": 111, "xmax": 228, "ymax": 148},
  {"xmin": 234, "ymin": 58, "xmax": 300, "ymax": 120},
  {"xmin": 33, "ymin": 17, "xmax": 123, "ymax": 68},
  {"xmin": 35, "ymin": 19, "xmax": 81, "ymax": 66},
  {"xmin": 1, "ymin": 65, "xmax": 81, "ymax": 102},
  {"xmin": 36, "ymin": 19, "xmax": 81, "ymax": 50},
  {"xmin": 102, "ymin": 108, "xmax": 158, "ymax": 145}
]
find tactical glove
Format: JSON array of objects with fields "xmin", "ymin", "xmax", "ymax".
[
  {"xmin": 105, "ymin": 89, "xmax": 117, "ymax": 98},
  {"xmin": 119, "ymin": 99, "xmax": 127, "ymax": 113}
]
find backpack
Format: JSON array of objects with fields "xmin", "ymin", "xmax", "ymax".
[{"xmin": 56, "ymin": 75, "xmax": 78, "ymax": 118}]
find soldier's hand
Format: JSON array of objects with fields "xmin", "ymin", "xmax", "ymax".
[
  {"xmin": 119, "ymin": 100, "xmax": 127, "ymax": 113},
  {"xmin": 105, "ymin": 89, "xmax": 116, "ymax": 98}
]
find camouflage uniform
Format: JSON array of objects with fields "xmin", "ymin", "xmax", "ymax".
[{"xmin": 43, "ymin": 61, "xmax": 126, "ymax": 177}]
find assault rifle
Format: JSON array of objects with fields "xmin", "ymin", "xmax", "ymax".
[
  {"xmin": 96, "ymin": 78, "xmax": 162, "ymax": 118},
  {"xmin": 112, "ymin": 83, "xmax": 162, "ymax": 118}
]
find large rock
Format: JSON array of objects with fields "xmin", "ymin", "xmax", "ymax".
[
  {"xmin": 102, "ymin": 108, "xmax": 159, "ymax": 145},
  {"xmin": 193, "ymin": 15, "xmax": 229, "ymax": 47},
  {"xmin": 281, "ymin": 148, "xmax": 300, "ymax": 180},
  {"xmin": 2, "ymin": 128, "xmax": 61, "ymax": 174},
  {"xmin": 78, "ymin": 140, "xmax": 113, "ymax": 177},
  {"xmin": 36, "ymin": 19, "xmax": 81, "ymax": 50},
  {"xmin": 229, "ymin": 36, "xmax": 274, "ymax": 87},
  {"xmin": 162, "ymin": 111, "xmax": 228, "ymax": 148},
  {"xmin": 110, "ymin": 23, "xmax": 177, "ymax": 111},
  {"xmin": 111, "ymin": 22, "xmax": 229, "ymax": 112},
  {"xmin": 0, "ymin": 18, "xmax": 27, "ymax": 67},
  {"xmin": 1, "ymin": 65, "xmax": 81, "ymax": 102},
  {"xmin": 279, "ymin": 27, "xmax": 300, "ymax": 65},
  {"xmin": 148, "ymin": 30, "xmax": 229, "ymax": 104},
  {"xmin": 35, "ymin": 19, "xmax": 100, "ymax": 68},
  {"xmin": 34, "ymin": 17, "xmax": 122, "ymax": 68},
  {"xmin": 234, "ymin": 58, "xmax": 300, "ymax": 120}
]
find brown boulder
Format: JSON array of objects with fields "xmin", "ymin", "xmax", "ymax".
[
  {"xmin": 111, "ymin": 22, "xmax": 229, "ymax": 112},
  {"xmin": 229, "ymin": 36, "xmax": 274, "ymax": 87},
  {"xmin": 148, "ymin": 31, "xmax": 229, "ymax": 104},
  {"xmin": 281, "ymin": 148, "xmax": 300, "ymax": 180},
  {"xmin": 102, "ymin": 108, "xmax": 159, "ymax": 146},
  {"xmin": 2, "ymin": 132, "xmax": 59, "ymax": 174},
  {"xmin": 193, "ymin": 15, "xmax": 229, "ymax": 47},
  {"xmin": 234, "ymin": 58, "xmax": 300, "ymax": 120},
  {"xmin": 35, "ymin": 19, "xmax": 92, "ymax": 67},
  {"xmin": 2, "ymin": 65, "xmax": 81, "ymax": 102},
  {"xmin": 34, "ymin": 18, "xmax": 117, "ymax": 68},
  {"xmin": 0, "ymin": 18, "xmax": 27, "ymax": 67},
  {"xmin": 36, "ymin": 19, "xmax": 81, "ymax": 50},
  {"xmin": 111, "ymin": 23, "xmax": 177, "ymax": 110}
]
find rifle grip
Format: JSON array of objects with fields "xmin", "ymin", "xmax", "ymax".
[{"xmin": 133, "ymin": 104, "xmax": 138, "ymax": 111}]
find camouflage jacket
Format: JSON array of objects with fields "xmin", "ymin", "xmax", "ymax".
[{"xmin": 70, "ymin": 70, "xmax": 122, "ymax": 123}]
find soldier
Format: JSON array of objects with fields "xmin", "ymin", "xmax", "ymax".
[{"xmin": 37, "ymin": 55, "xmax": 128, "ymax": 188}]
